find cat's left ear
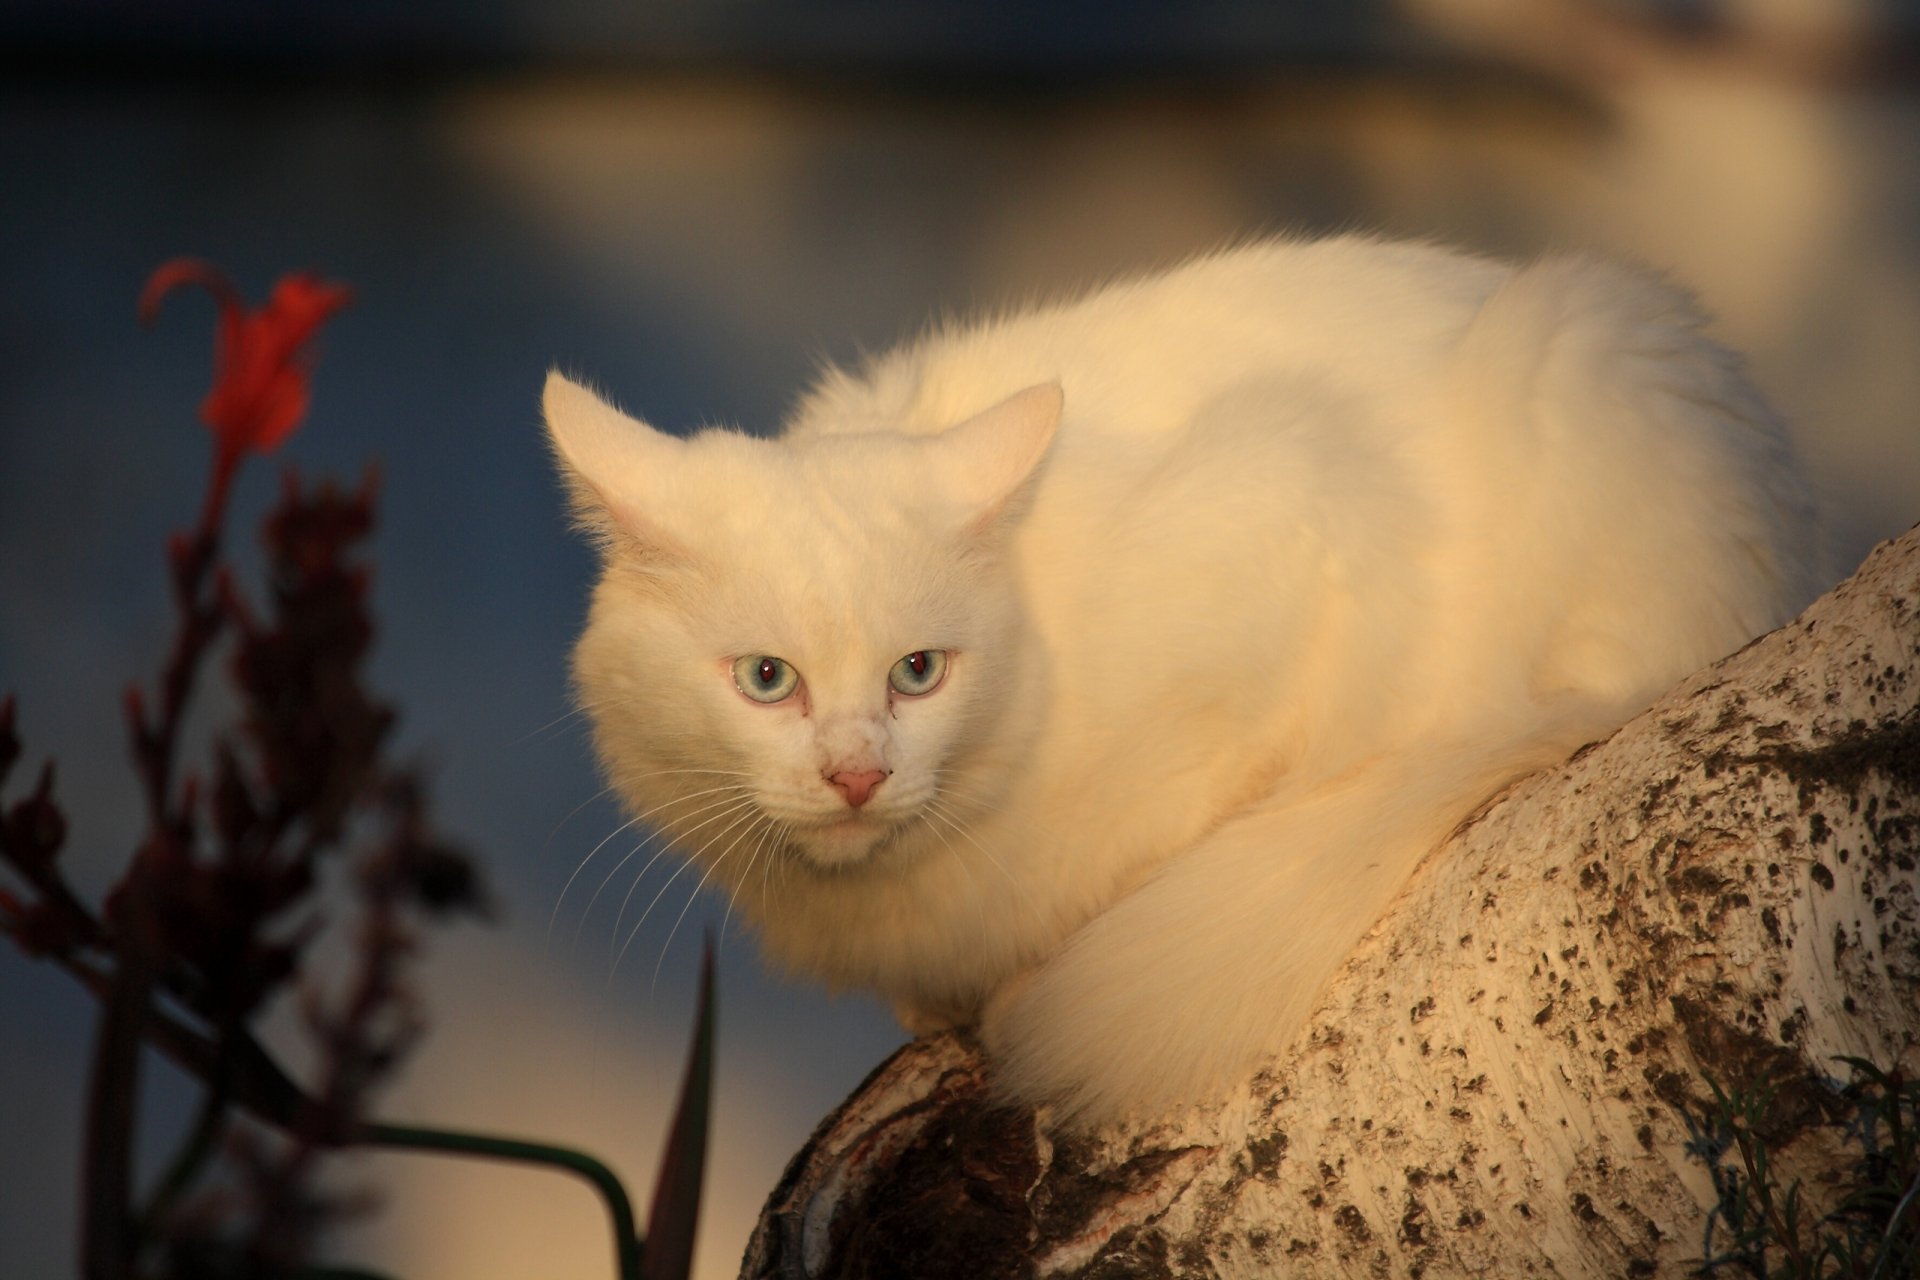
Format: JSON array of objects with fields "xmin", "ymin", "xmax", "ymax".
[{"xmin": 929, "ymin": 382, "xmax": 1063, "ymax": 531}]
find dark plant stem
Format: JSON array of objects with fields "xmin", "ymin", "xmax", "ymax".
[
  {"xmin": 139, "ymin": 1018, "xmax": 239, "ymax": 1237},
  {"xmin": 358, "ymin": 1123, "xmax": 643, "ymax": 1280},
  {"xmin": 131, "ymin": 521, "xmax": 222, "ymax": 831},
  {"xmin": 81, "ymin": 938, "xmax": 156, "ymax": 1280},
  {"xmin": 58, "ymin": 950, "xmax": 305, "ymax": 1127},
  {"xmin": 196, "ymin": 450, "xmax": 237, "ymax": 554},
  {"xmin": 83, "ymin": 469, "xmax": 233, "ymax": 1279}
]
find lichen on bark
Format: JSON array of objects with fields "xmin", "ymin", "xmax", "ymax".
[{"xmin": 743, "ymin": 526, "xmax": 1920, "ymax": 1280}]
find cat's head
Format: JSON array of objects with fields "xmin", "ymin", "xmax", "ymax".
[{"xmin": 543, "ymin": 371, "xmax": 1059, "ymax": 876}]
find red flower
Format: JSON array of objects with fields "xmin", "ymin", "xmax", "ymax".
[{"xmin": 140, "ymin": 259, "xmax": 353, "ymax": 471}]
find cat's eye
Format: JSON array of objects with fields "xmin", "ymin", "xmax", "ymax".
[
  {"xmin": 733, "ymin": 654, "xmax": 800, "ymax": 704},
  {"xmin": 888, "ymin": 649, "xmax": 948, "ymax": 697}
]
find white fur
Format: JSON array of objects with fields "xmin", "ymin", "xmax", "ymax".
[{"xmin": 545, "ymin": 236, "xmax": 1821, "ymax": 1125}]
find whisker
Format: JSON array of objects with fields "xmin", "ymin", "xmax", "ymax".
[
  {"xmin": 615, "ymin": 766, "xmax": 759, "ymax": 783},
  {"xmin": 923, "ymin": 797, "xmax": 1019, "ymax": 890},
  {"xmin": 605, "ymin": 793, "xmax": 759, "ymax": 959},
  {"xmin": 557, "ymin": 783, "xmax": 752, "ymax": 953},
  {"xmin": 916, "ymin": 808, "xmax": 993, "ymax": 941},
  {"xmin": 612, "ymin": 799, "xmax": 764, "ymax": 982},
  {"xmin": 654, "ymin": 812, "xmax": 773, "ymax": 991},
  {"xmin": 549, "ymin": 811, "xmax": 648, "ymax": 952},
  {"xmin": 923, "ymin": 797, "xmax": 1047, "ymax": 930},
  {"xmin": 930, "ymin": 776, "xmax": 1007, "ymax": 815},
  {"xmin": 760, "ymin": 823, "xmax": 789, "ymax": 900},
  {"xmin": 540, "ymin": 782, "xmax": 620, "ymax": 948},
  {"xmin": 510, "ymin": 699, "xmax": 608, "ymax": 748},
  {"xmin": 587, "ymin": 832, "xmax": 673, "ymax": 959},
  {"xmin": 721, "ymin": 817, "xmax": 782, "ymax": 947}
]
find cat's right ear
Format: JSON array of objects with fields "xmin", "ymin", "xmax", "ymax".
[{"xmin": 542, "ymin": 370, "xmax": 688, "ymax": 560}]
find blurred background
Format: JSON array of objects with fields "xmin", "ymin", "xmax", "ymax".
[{"xmin": 3, "ymin": 2, "xmax": 1919, "ymax": 1277}]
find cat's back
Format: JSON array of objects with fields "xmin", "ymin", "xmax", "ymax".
[{"xmin": 786, "ymin": 235, "xmax": 1508, "ymax": 442}]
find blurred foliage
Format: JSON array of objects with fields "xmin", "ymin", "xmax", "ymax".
[{"xmin": 0, "ymin": 262, "xmax": 711, "ymax": 1280}]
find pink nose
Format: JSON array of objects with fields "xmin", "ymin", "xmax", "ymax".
[{"xmin": 827, "ymin": 768, "xmax": 889, "ymax": 809}]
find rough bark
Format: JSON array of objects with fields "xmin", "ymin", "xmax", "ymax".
[{"xmin": 741, "ymin": 525, "xmax": 1920, "ymax": 1280}]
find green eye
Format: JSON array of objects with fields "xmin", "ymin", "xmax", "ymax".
[
  {"xmin": 888, "ymin": 649, "xmax": 948, "ymax": 696},
  {"xmin": 733, "ymin": 655, "xmax": 800, "ymax": 703}
]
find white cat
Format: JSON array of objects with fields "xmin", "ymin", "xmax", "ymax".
[{"xmin": 544, "ymin": 236, "xmax": 1820, "ymax": 1125}]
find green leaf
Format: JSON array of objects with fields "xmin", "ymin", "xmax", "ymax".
[
  {"xmin": 356, "ymin": 1123, "xmax": 641, "ymax": 1279},
  {"xmin": 640, "ymin": 933, "xmax": 716, "ymax": 1280}
]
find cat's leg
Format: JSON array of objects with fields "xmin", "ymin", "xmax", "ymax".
[
  {"xmin": 980, "ymin": 730, "xmax": 1588, "ymax": 1126},
  {"xmin": 892, "ymin": 996, "xmax": 975, "ymax": 1038}
]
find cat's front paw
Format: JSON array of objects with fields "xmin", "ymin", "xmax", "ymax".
[
  {"xmin": 977, "ymin": 966, "xmax": 1036, "ymax": 1033},
  {"xmin": 978, "ymin": 899, "xmax": 1314, "ymax": 1128},
  {"xmin": 891, "ymin": 996, "xmax": 970, "ymax": 1038},
  {"xmin": 979, "ymin": 935, "xmax": 1220, "ymax": 1127}
]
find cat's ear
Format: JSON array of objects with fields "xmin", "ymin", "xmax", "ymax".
[
  {"xmin": 542, "ymin": 370, "xmax": 689, "ymax": 559},
  {"xmin": 930, "ymin": 382, "xmax": 1063, "ymax": 531}
]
